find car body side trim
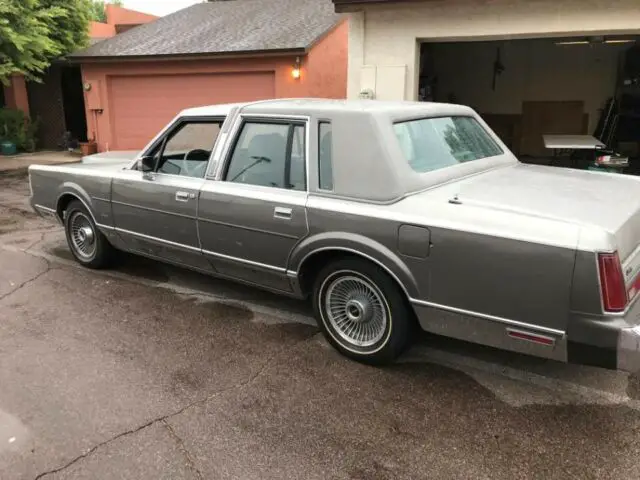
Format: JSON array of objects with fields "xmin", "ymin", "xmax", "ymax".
[
  {"xmin": 34, "ymin": 204, "xmax": 57, "ymax": 215},
  {"xmin": 115, "ymin": 227, "xmax": 201, "ymax": 253},
  {"xmin": 197, "ymin": 216, "xmax": 299, "ymax": 240},
  {"xmin": 111, "ymin": 200, "xmax": 196, "ymax": 220},
  {"xmin": 202, "ymin": 249, "xmax": 286, "ymax": 274},
  {"xmin": 96, "ymin": 222, "xmax": 115, "ymax": 231},
  {"xmin": 113, "ymin": 227, "xmax": 287, "ymax": 274},
  {"xmin": 55, "ymin": 191, "xmax": 98, "ymax": 225},
  {"xmin": 290, "ymin": 246, "xmax": 414, "ymax": 299},
  {"xmin": 123, "ymin": 248, "xmax": 300, "ymax": 298},
  {"xmin": 410, "ymin": 298, "xmax": 565, "ymax": 336}
]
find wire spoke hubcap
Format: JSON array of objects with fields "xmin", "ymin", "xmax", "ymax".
[
  {"xmin": 324, "ymin": 274, "xmax": 388, "ymax": 348},
  {"xmin": 69, "ymin": 212, "xmax": 96, "ymax": 259}
]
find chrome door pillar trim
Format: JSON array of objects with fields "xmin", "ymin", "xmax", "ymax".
[
  {"xmin": 409, "ymin": 298, "xmax": 566, "ymax": 336},
  {"xmin": 209, "ymin": 113, "xmax": 311, "ymax": 186}
]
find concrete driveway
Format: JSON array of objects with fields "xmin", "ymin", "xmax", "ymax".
[{"xmin": 2, "ymin": 169, "xmax": 640, "ymax": 479}]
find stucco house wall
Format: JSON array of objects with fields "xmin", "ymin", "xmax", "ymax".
[{"xmin": 80, "ymin": 19, "xmax": 348, "ymax": 151}]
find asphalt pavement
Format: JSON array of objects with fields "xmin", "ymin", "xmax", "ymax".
[{"xmin": 2, "ymin": 169, "xmax": 640, "ymax": 479}]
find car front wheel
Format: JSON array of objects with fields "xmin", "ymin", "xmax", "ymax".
[
  {"xmin": 312, "ymin": 257, "xmax": 413, "ymax": 365},
  {"xmin": 64, "ymin": 199, "xmax": 113, "ymax": 269}
]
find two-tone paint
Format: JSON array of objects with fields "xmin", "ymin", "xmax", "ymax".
[{"xmin": 28, "ymin": 99, "xmax": 640, "ymax": 372}]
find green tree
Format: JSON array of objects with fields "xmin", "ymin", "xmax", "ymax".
[
  {"xmin": 89, "ymin": 0, "xmax": 124, "ymax": 23},
  {"xmin": 0, "ymin": 0, "xmax": 91, "ymax": 83}
]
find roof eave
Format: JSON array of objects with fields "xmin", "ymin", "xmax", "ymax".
[
  {"xmin": 333, "ymin": 0, "xmax": 429, "ymax": 12},
  {"xmin": 68, "ymin": 47, "xmax": 309, "ymax": 64}
]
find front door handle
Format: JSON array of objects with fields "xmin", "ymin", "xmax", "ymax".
[
  {"xmin": 274, "ymin": 206, "xmax": 292, "ymax": 219},
  {"xmin": 175, "ymin": 191, "xmax": 195, "ymax": 202}
]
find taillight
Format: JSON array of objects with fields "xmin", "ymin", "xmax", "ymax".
[{"xmin": 598, "ymin": 252, "xmax": 628, "ymax": 312}]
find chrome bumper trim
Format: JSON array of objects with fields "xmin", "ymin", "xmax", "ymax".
[
  {"xmin": 33, "ymin": 204, "xmax": 59, "ymax": 222},
  {"xmin": 618, "ymin": 325, "xmax": 640, "ymax": 372},
  {"xmin": 410, "ymin": 298, "xmax": 565, "ymax": 336}
]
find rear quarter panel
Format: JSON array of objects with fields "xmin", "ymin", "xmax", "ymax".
[
  {"xmin": 299, "ymin": 194, "xmax": 579, "ymax": 335},
  {"xmin": 427, "ymin": 226, "xmax": 576, "ymax": 332}
]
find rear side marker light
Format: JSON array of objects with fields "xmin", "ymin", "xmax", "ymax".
[
  {"xmin": 598, "ymin": 252, "xmax": 628, "ymax": 313},
  {"xmin": 507, "ymin": 329, "xmax": 555, "ymax": 346}
]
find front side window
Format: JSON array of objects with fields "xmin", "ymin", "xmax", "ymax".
[
  {"xmin": 224, "ymin": 121, "xmax": 306, "ymax": 191},
  {"xmin": 153, "ymin": 121, "xmax": 222, "ymax": 178},
  {"xmin": 393, "ymin": 116, "xmax": 503, "ymax": 173}
]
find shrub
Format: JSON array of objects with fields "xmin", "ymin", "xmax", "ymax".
[{"xmin": 0, "ymin": 108, "xmax": 38, "ymax": 152}]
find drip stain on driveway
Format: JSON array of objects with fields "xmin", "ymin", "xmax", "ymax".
[{"xmin": 2, "ymin": 172, "xmax": 640, "ymax": 479}]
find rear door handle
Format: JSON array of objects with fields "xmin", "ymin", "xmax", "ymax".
[
  {"xmin": 274, "ymin": 206, "xmax": 292, "ymax": 219},
  {"xmin": 175, "ymin": 191, "xmax": 195, "ymax": 202}
]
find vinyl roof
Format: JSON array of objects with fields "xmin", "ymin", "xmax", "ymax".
[
  {"xmin": 181, "ymin": 98, "xmax": 476, "ymax": 117},
  {"xmin": 71, "ymin": 0, "xmax": 342, "ymax": 59}
]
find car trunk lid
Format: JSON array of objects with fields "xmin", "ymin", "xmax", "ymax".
[{"xmin": 443, "ymin": 163, "xmax": 640, "ymax": 261}]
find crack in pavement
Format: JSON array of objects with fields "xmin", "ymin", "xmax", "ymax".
[
  {"xmin": 0, "ymin": 258, "xmax": 52, "ymax": 303},
  {"xmin": 162, "ymin": 419, "xmax": 204, "ymax": 480},
  {"xmin": 24, "ymin": 231, "xmax": 55, "ymax": 253},
  {"xmin": 32, "ymin": 334, "xmax": 314, "ymax": 480}
]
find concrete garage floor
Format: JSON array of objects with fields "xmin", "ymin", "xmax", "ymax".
[{"xmin": 3, "ymin": 169, "xmax": 640, "ymax": 479}]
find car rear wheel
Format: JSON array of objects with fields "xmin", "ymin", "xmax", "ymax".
[
  {"xmin": 64, "ymin": 200, "xmax": 113, "ymax": 269},
  {"xmin": 312, "ymin": 257, "xmax": 413, "ymax": 365}
]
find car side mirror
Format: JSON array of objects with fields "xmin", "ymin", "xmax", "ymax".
[{"xmin": 137, "ymin": 156, "xmax": 156, "ymax": 173}]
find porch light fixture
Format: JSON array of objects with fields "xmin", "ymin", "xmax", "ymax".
[{"xmin": 291, "ymin": 57, "xmax": 301, "ymax": 80}]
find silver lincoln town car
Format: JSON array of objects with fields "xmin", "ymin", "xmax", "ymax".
[{"xmin": 28, "ymin": 99, "xmax": 640, "ymax": 371}]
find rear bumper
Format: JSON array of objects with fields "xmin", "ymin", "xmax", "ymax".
[
  {"xmin": 568, "ymin": 298, "xmax": 640, "ymax": 372},
  {"xmin": 618, "ymin": 324, "xmax": 640, "ymax": 372}
]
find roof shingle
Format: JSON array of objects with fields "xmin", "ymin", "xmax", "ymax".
[{"xmin": 71, "ymin": 0, "xmax": 342, "ymax": 59}]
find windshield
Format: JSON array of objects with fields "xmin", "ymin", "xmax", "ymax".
[{"xmin": 393, "ymin": 116, "xmax": 503, "ymax": 173}]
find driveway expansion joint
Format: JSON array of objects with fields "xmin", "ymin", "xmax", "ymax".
[{"xmin": 0, "ymin": 258, "xmax": 52, "ymax": 303}]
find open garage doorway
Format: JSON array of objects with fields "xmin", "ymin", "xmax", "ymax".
[{"xmin": 418, "ymin": 36, "xmax": 640, "ymax": 173}]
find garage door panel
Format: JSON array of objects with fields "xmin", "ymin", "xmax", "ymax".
[{"xmin": 110, "ymin": 72, "xmax": 275, "ymax": 150}]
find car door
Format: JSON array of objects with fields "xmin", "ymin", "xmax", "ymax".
[
  {"xmin": 111, "ymin": 117, "xmax": 224, "ymax": 271},
  {"xmin": 198, "ymin": 117, "xmax": 309, "ymax": 293}
]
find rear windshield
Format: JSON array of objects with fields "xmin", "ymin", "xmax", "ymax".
[{"xmin": 393, "ymin": 116, "xmax": 503, "ymax": 173}]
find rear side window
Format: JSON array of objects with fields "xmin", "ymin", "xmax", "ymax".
[
  {"xmin": 393, "ymin": 116, "xmax": 503, "ymax": 173},
  {"xmin": 318, "ymin": 122, "xmax": 333, "ymax": 190}
]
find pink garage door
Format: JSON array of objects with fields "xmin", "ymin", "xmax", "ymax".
[{"xmin": 109, "ymin": 72, "xmax": 275, "ymax": 150}]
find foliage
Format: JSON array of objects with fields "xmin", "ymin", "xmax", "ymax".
[
  {"xmin": 0, "ymin": 0, "xmax": 91, "ymax": 83},
  {"xmin": 89, "ymin": 0, "xmax": 124, "ymax": 23},
  {"xmin": 0, "ymin": 109, "xmax": 39, "ymax": 152}
]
